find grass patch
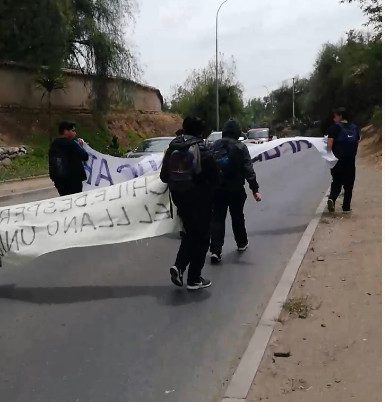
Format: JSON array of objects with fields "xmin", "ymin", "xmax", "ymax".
[
  {"xmin": 125, "ymin": 131, "xmax": 146, "ymax": 150},
  {"xmin": 283, "ymin": 297, "xmax": 310, "ymax": 318}
]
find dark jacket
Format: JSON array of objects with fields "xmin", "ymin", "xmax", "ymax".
[
  {"xmin": 215, "ymin": 137, "xmax": 259, "ymax": 193},
  {"xmin": 49, "ymin": 137, "xmax": 89, "ymax": 182},
  {"xmin": 160, "ymin": 135, "xmax": 219, "ymax": 192}
]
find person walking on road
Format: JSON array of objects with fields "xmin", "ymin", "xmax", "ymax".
[
  {"xmin": 160, "ymin": 117, "xmax": 219, "ymax": 290},
  {"xmin": 210, "ymin": 119, "xmax": 261, "ymax": 264},
  {"xmin": 326, "ymin": 108, "xmax": 360, "ymax": 214},
  {"xmin": 49, "ymin": 122, "xmax": 89, "ymax": 196}
]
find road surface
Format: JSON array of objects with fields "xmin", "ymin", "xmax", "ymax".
[{"xmin": 0, "ymin": 148, "xmax": 330, "ymax": 402}]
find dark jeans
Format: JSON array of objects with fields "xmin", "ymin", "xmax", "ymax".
[
  {"xmin": 172, "ymin": 190, "xmax": 212, "ymax": 284},
  {"xmin": 329, "ymin": 158, "xmax": 356, "ymax": 211},
  {"xmin": 210, "ymin": 188, "xmax": 248, "ymax": 255},
  {"xmin": 55, "ymin": 180, "xmax": 83, "ymax": 196}
]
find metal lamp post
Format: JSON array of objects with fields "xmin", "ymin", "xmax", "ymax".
[
  {"xmin": 292, "ymin": 77, "xmax": 296, "ymax": 125},
  {"xmin": 216, "ymin": 0, "xmax": 230, "ymax": 131},
  {"xmin": 263, "ymin": 85, "xmax": 274, "ymax": 130}
]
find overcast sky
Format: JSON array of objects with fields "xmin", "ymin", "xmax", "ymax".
[{"xmin": 130, "ymin": 0, "xmax": 366, "ymax": 101}]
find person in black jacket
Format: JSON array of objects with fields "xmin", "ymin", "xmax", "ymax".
[
  {"xmin": 210, "ymin": 119, "xmax": 261, "ymax": 263},
  {"xmin": 49, "ymin": 121, "xmax": 89, "ymax": 196},
  {"xmin": 160, "ymin": 117, "xmax": 219, "ymax": 290}
]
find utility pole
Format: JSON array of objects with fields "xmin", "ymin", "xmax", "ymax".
[
  {"xmin": 292, "ymin": 77, "xmax": 295, "ymax": 125},
  {"xmin": 216, "ymin": 0, "xmax": 230, "ymax": 131},
  {"xmin": 263, "ymin": 85, "xmax": 273, "ymax": 131}
]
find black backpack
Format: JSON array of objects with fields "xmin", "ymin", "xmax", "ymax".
[
  {"xmin": 212, "ymin": 140, "xmax": 238, "ymax": 177},
  {"xmin": 167, "ymin": 139, "xmax": 202, "ymax": 192},
  {"xmin": 49, "ymin": 146, "xmax": 69, "ymax": 181},
  {"xmin": 334, "ymin": 123, "xmax": 359, "ymax": 157}
]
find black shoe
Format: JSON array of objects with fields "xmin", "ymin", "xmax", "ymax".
[
  {"xmin": 187, "ymin": 277, "xmax": 212, "ymax": 291},
  {"xmin": 327, "ymin": 199, "xmax": 335, "ymax": 212},
  {"xmin": 170, "ymin": 266, "xmax": 183, "ymax": 287},
  {"xmin": 342, "ymin": 209, "xmax": 352, "ymax": 215},
  {"xmin": 210, "ymin": 253, "xmax": 222, "ymax": 264}
]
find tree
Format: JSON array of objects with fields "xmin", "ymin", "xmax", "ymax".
[
  {"xmin": 170, "ymin": 57, "xmax": 244, "ymax": 132},
  {"xmin": 0, "ymin": 0, "xmax": 140, "ymax": 110},
  {"xmin": 269, "ymin": 78, "xmax": 309, "ymax": 125},
  {"xmin": 241, "ymin": 98, "xmax": 266, "ymax": 129},
  {"xmin": 35, "ymin": 68, "xmax": 66, "ymax": 142},
  {"xmin": 302, "ymin": 33, "xmax": 381, "ymax": 128},
  {"xmin": 341, "ymin": 0, "xmax": 382, "ymax": 38}
]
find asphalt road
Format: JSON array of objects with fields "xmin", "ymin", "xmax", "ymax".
[{"xmin": 0, "ymin": 148, "xmax": 330, "ymax": 402}]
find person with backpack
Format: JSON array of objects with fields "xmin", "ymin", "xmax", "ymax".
[
  {"xmin": 160, "ymin": 116, "xmax": 219, "ymax": 290},
  {"xmin": 49, "ymin": 121, "xmax": 89, "ymax": 196},
  {"xmin": 326, "ymin": 108, "xmax": 360, "ymax": 214},
  {"xmin": 210, "ymin": 119, "xmax": 261, "ymax": 264}
]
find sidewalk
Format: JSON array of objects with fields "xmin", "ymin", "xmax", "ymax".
[
  {"xmin": 0, "ymin": 175, "xmax": 52, "ymax": 197},
  {"xmin": 246, "ymin": 141, "xmax": 381, "ymax": 401}
]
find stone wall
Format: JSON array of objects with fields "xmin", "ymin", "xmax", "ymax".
[
  {"xmin": 0, "ymin": 146, "xmax": 27, "ymax": 168},
  {"xmin": 0, "ymin": 62, "xmax": 163, "ymax": 112}
]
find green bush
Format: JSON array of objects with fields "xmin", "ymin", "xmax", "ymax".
[{"xmin": 372, "ymin": 106, "xmax": 382, "ymax": 130}]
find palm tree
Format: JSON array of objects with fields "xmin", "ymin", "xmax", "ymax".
[{"xmin": 36, "ymin": 69, "xmax": 65, "ymax": 142}]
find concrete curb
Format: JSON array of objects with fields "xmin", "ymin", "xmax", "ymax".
[
  {"xmin": 222, "ymin": 191, "xmax": 329, "ymax": 401},
  {"xmin": 0, "ymin": 186, "xmax": 55, "ymax": 204},
  {"xmin": 0, "ymin": 174, "xmax": 49, "ymax": 185}
]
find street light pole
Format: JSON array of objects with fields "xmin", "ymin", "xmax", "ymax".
[
  {"xmin": 263, "ymin": 85, "xmax": 274, "ymax": 130},
  {"xmin": 216, "ymin": 0, "xmax": 230, "ymax": 131},
  {"xmin": 292, "ymin": 77, "xmax": 295, "ymax": 125}
]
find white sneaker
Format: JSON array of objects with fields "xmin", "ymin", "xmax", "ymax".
[
  {"xmin": 170, "ymin": 266, "xmax": 183, "ymax": 287},
  {"xmin": 237, "ymin": 242, "xmax": 249, "ymax": 252}
]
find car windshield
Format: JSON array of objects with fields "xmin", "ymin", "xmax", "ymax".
[
  {"xmin": 135, "ymin": 138, "xmax": 172, "ymax": 153},
  {"xmin": 248, "ymin": 130, "xmax": 269, "ymax": 139},
  {"xmin": 207, "ymin": 132, "xmax": 222, "ymax": 142}
]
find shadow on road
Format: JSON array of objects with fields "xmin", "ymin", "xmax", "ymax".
[
  {"xmin": 0, "ymin": 284, "xmax": 211, "ymax": 306},
  {"xmin": 248, "ymin": 224, "xmax": 308, "ymax": 237}
]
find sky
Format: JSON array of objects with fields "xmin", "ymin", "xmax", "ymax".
[{"xmin": 129, "ymin": 0, "xmax": 366, "ymax": 101}]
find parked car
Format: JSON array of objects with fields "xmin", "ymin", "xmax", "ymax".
[
  {"xmin": 205, "ymin": 131, "xmax": 222, "ymax": 146},
  {"xmin": 205, "ymin": 131, "xmax": 246, "ymax": 146},
  {"xmin": 126, "ymin": 137, "xmax": 174, "ymax": 158},
  {"xmin": 246, "ymin": 128, "xmax": 270, "ymax": 144}
]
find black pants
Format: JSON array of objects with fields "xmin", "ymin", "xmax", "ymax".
[
  {"xmin": 210, "ymin": 189, "xmax": 248, "ymax": 255},
  {"xmin": 55, "ymin": 180, "xmax": 83, "ymax": 196},
  {"xmin": 329, "ymin": 158, "xmax": 356, "ymax": 211},
  {"xmin": 172, "ymin": 190, "xmax": 212, "ymax": 284}
]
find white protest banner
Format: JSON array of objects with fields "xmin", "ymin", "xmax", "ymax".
[
  {"xmin": 81, "ymin": 137, "xmax": 337, "ymax": 189},
  {"xmin": 246, "ymin": 137, "xmax": 337, "ymax": 169},
  {"xmin": 0, "ymin": 136, "xmax": 336, "ymax": 265},
  {"xmin": 82, "ymin": 144, "xmax": 164, "ymax": 190},
  {"xmin": 0, "ymin": 175, "xmax": 180, "ymax": 265}
]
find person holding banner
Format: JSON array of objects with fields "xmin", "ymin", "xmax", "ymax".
[
  {"xmin": 210, "ymin": 119, "xmax": 262, "ymax": 264},
  {"xmin": 49, "ymin": 122, "xmax": 89, "ymax": 196},
  {"xmin": 326, "ymin": 108, "xmax": 360, "ymax": 214},
  {"xmin": 161, "ymin": 117, "xmax": 219, "ymax": 291}
]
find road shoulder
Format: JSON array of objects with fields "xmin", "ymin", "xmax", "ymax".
[{"xmin": 246, "ymin": 145, "xmax": 381, "ymax": 401}]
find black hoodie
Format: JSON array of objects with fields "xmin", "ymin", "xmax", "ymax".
[{"xmin": 49, "ymin": 137, "xmax": 89, "ymax": 182}]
